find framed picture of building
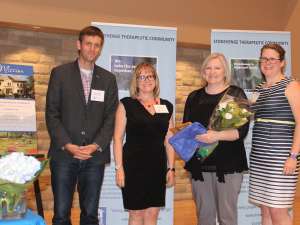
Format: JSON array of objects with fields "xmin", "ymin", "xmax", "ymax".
[{"xmin": 0, "ymin": 63, "xmax": 37, "ymax": 154}]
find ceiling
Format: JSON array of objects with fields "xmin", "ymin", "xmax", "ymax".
[{"xmin": 0, "ymin": 0, "xmax": 298, "ymax": 44}]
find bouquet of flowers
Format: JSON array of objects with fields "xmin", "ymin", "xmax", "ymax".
[
  {"xmin": 209, "ymin": 94, "xmax": 252, "ymax": 131},
  {"xmin": 195, "ymin": 94, "xmax": 252, "ymax": 161},
  {"xmin": 0, "ymin": 152, "xmax": 48, "ymax": 219}
]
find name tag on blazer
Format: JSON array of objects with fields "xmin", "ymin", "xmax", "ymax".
[
  {"xmin": 153, "ymin": 104, "xmax": 169, "ymax": 113},
  {"xmin": 91, "ymin": 89, "xmax": 105, "ymax": 102}
]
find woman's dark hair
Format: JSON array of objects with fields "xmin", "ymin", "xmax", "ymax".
[{"xmin": 260, "ymin": 43, "xmax": 285, "ymax": 61}]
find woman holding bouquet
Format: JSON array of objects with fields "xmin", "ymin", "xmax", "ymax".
[
  {"xmin": 249, "ymin": 43, "xmax": 300, "ymax": 225},
  {"xmin": 113, "ymin": 62, "xmax": 175, "ymax": 225},
  {"xmin": 183, "ymin": 53, "xmax": 249, "ymax": 225}
]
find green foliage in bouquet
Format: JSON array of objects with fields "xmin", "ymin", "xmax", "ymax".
[{"xmin": 196, "ymin": 142, "xmax": 219, "ymax": 162}]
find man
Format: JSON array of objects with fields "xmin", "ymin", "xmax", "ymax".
[{"xmin": 46, "ymin": 26, "xmax": 118, "ymax": 225}]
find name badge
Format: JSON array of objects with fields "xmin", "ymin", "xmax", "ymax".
[
  {"xmin": 90, "ymin": 89, "xmax": 105, "ymax": 102},
  {"xmin": 153, "ymin": 104, "xmax": 169, "ymax": 113}
]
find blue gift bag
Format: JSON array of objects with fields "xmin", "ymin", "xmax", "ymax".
[{"xmin": 169, "ymin": 122, "xmax": 208, "ymax": 162}]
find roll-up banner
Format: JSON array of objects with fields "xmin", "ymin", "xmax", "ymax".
[
  {"xmin": 92, "ymin": 22, "xmax": 177, "ymax": 225},
  {"xmin": 211, "ymin": 29, "xmax": 291, "ymax": 225}
]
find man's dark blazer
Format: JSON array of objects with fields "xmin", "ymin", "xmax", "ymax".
[{"xmin": 46, "ymin": 60, "xmax": 118, "ymax": 165}]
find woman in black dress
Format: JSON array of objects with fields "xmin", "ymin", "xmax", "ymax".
[{"xmin": 113, "ymin": 62, "xmax": 175, "ymax": 225}]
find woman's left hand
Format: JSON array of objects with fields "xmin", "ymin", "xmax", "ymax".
[
  {"xmin": 166, "ymin": 170, "xmax": 175, "ymax": 187},
  {"xmin": 283, "ymin": 158, "xmax": 297, "ymax": 175},
  {"xmin": 195, "ymin": 130, "xmax": 219, "ymax": 144}
]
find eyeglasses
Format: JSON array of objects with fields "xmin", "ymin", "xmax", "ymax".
[
  {"xmin": 137, "ymin": 75, "xmax": 156, "ymax": 81},
  {"xmin": 259, "ymin": 57, "xmax": 281, "ymax": 64}
]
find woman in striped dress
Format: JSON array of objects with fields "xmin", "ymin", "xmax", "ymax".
[{"xmin": 249, "ymin": 43, "xmax": 300, "ymax": 225}]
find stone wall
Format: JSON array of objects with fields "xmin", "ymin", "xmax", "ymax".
[
  {"xmin": 174, "ymin": 48, "xmax": 210, "ymax": 200},
  {"xmin": 0, "ymin": 27, "xmax": 78, "ymax": 210},
  {"xmin": 0, "ymin": 27, "xmax": 209, "ymax": 210}
]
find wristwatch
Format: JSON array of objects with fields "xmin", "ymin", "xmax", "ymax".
[{"xmin": 288, "ymin": 152, "xmax": 298, "ymax": 160}]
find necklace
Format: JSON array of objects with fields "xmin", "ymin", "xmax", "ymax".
[{"xmin": 138, "ymin": 98, "xmax": 159, "ymax": 108}]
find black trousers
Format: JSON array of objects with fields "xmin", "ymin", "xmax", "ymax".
[{"xmin": 50, "ymin": 158, "xmax": 105, "ymax": 225}]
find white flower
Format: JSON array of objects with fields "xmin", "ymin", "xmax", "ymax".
[
  {"xmin": 218, "ymin": 102, "xmax": 227, "ymax": 110},
  {"xmin": 241, "ymin": 108, "xmax": 248, "ymax": 114},
  {"xmin": 224, "ymin": 113, "xmax": 233, "ymax": 120},
  {"xmin": 0, "ymin": 152, "xmax": 41, "ymax": 184}
]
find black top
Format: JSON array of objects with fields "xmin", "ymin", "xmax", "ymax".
[
  {"xmin": 120, "ymin": 97, "xmax": 173, "ymax": 209},
  {"xmin": 183, "ymin": 85, "xmax": 249, "ymax": 182}
]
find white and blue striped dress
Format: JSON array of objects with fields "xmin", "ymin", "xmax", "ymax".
[{"xmin": 249, "ymin": 77, "xmax": 299, "ymax": 208}]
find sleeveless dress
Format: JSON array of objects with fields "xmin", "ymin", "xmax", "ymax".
[
  {"xmin": 249, "ymin": 78, "xmax": 299, "ymax": 208},
  {"xmin": 120, "ymin": 97, "xmax": 173, "ymax": 210}
]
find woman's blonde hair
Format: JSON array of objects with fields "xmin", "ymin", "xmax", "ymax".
[
  {"xmin": 200, "ymin": 53, "xmax": 231, "ymax": 87},
  {"xmin": 129, "ymin": 62, "xmax": 160, "ymax": 98}
]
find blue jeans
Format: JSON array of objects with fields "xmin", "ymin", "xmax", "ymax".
[{"xmin": 50, "ymin": 158, "xmax": 105, "ymax": 225}]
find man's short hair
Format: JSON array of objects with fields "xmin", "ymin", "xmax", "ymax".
[{"xmin": 78, "ymin": 26, "xmax": 104, "ymax": 46}]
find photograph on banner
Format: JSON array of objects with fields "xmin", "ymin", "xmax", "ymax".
[
  {"xmin": 0, "ymin": 71, "xmax": 34, "ymax": 99},
  {"xmin": 0, "ymin": 132, "xmax": 37, "ymax": 154},
  {"xmin": 230, "ymin": 58, "xmax": 262, "ymax": 90},
  {"xmin": 111, "ymin": 55, "xmax": 157, "ymax": 90},
  {"xmin": 0, "ymin": 63, "xmax": 37, "ymax": 154}
]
